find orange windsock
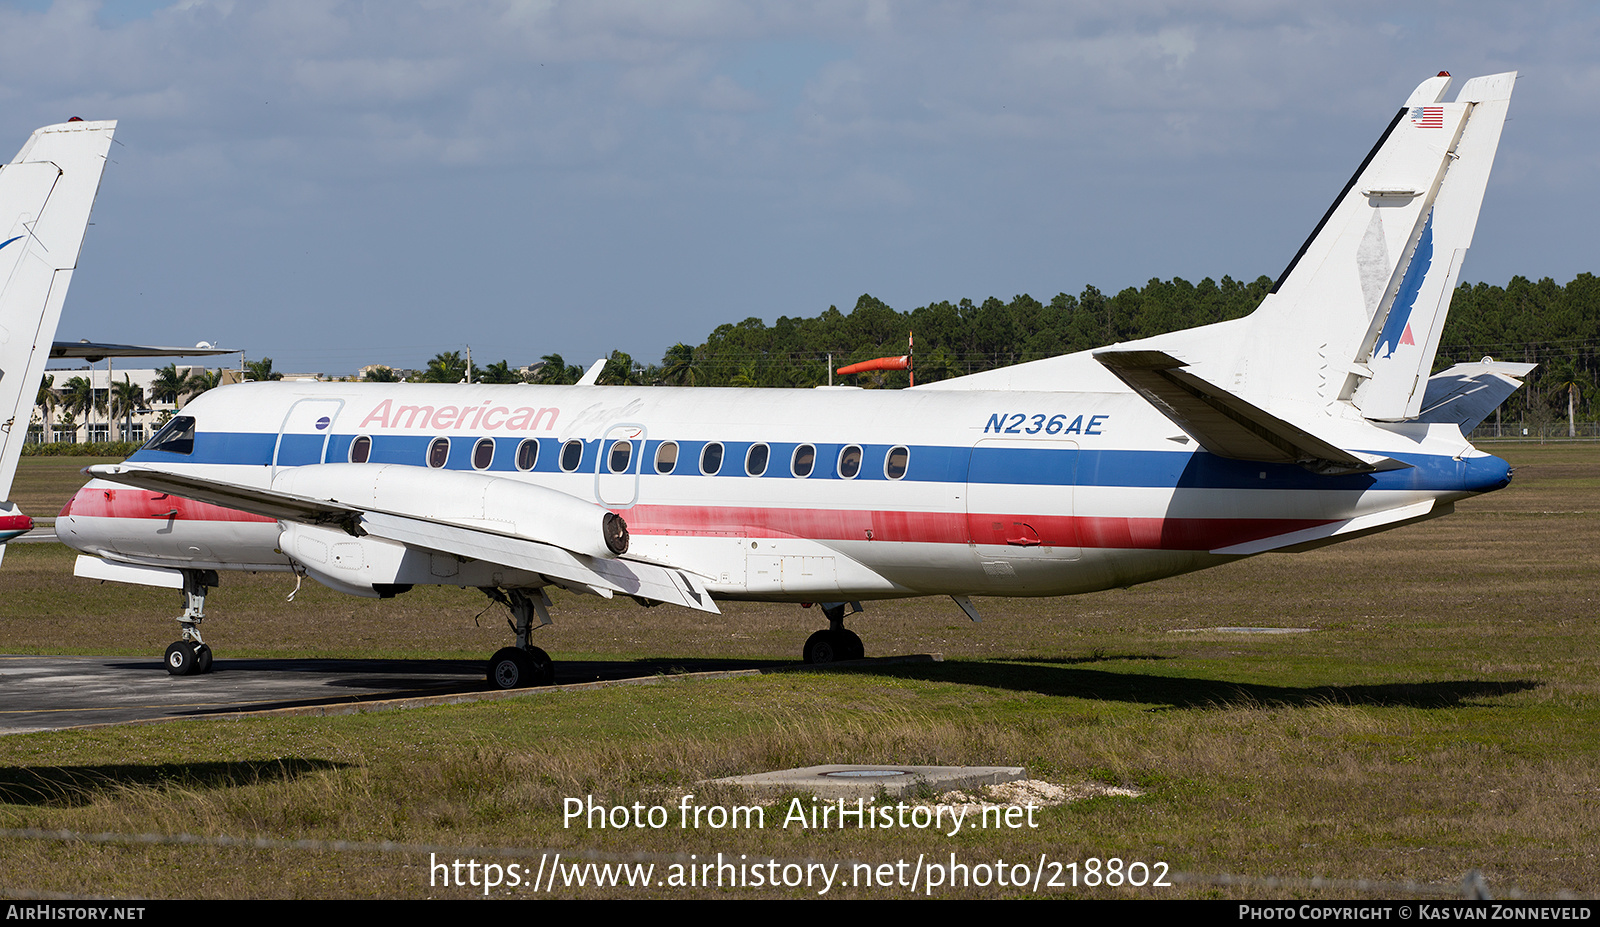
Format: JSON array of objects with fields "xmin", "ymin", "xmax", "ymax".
[{"xmin": 836, "ymin": 355, "xmax": 910, "ymax": 375}]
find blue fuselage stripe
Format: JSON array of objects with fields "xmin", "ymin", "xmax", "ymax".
[{"xmin": 126, "ymin": 431, "xmax": 1505, "ymax": 495}]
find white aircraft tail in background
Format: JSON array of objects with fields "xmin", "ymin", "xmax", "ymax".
[{"xmin": 0, "ymin": 119, "xmax": 117, "ymax": 558}]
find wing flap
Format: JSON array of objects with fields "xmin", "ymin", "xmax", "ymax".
[{"xmin": 360, "ymin": 512, "xmax": 718, "ymax": 613}]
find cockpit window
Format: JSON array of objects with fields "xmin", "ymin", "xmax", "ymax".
[{"xmin": 143, "ymin": 416, "xmax": 196, "ymax": 455}]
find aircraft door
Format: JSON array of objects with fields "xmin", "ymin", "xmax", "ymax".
[
  {"xmin": 274, "ymin": 399, "xmax": 346, "ymax": 475},
  {"xmin": 966, "ymin": 438, "xmax": 1080, "ymax": 571},
  {"xmin": 595, "ymin": 422, "xmax": 645, "ymax": 508}
]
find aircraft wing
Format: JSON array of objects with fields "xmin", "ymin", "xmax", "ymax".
[
  {"xmin": 1094, "ymin": 350, "xmax": 1409, "ymax": 475},
  {"xmin": 87, "ymin": 463, "xmax": 366, "ymax": 527},
  {"xmin": 84, "ymin": 463, "xmax": 719, "ymax": 613},
  {"xmin": 51, "ymin": 340, "xmax": 238, "ymax": 361}
]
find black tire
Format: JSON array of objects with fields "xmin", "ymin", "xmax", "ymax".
[
  {"xmin": 839, "ymin": 629, "xmax": 865, "ymax": 661},
  {"xmin": 164, "ymin": 641, "xmax": 196, "ymax": 676},
  {"xmin": 488, "ymin": 647, "xmax": 534, "ymax": 689},
  {"xmin": 803, "ymin": 630, "xmax": 840, "ymax": 664},
  {"xmin": 193, "ymin": 643, "xmax": 214, "ymax": 675},
  {"xmin": 523, "ymin": 646, "xmax": 556, "ymax": 687}
]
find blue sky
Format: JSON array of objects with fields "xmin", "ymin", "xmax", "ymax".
[{"xmin": 6, "ymin": 1, "xmax": 1593, "ymax": 375}]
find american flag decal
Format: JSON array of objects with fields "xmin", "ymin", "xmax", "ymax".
[{"xmin": 1409, "ymin": 106, "xmax": 1444, "ymax": 128}]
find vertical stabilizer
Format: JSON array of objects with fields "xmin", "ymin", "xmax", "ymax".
[
  {"xmin": 0, "ymin": 119, "xmax": 117, "ymax": 558},
  {"xmin": 1235, "ymin": 73, "xmax": 1514, "ymax": 419},
  {"xmin": 1349, "ymin": 73, "xmax": 1515, "ymax": 420}
]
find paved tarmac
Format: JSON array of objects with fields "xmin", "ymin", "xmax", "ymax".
[{"xmin": 0, "ymin": 652, "xmax": 819, "ymax": 734}]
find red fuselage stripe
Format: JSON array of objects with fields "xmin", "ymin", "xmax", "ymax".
[{"xmin": 66, "ymin": 488, "xmax": 1335, "ymax": 552}]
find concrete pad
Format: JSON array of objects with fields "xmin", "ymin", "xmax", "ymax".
[
  {"xmin": 1171, "ymin": 626, "xmax": 1314, "ymax": 634},
  {"xmin": 709, "ymin": 764, "xmax": 1027, "ymax": 799}
]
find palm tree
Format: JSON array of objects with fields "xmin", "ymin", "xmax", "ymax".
[
  {"xmin": 423, "ymin": 351, "xmax": 470, "ymax": 383},
  {"xmin": 1546, "ymin": 359, "xmax": 1590, "ymax": 438},
  {"xmin": 60, "ymin": 375, "xmax": 103, "ymax": 441},
  {"xmin": 110, "ymin": 375, "xmax": 147, "ymax": 441},
  {"xmin": 33, "ymin": 374, "xmax": 57, "ymax": 442},
  {"xmin": 600, "ymin": 350, "xmax": 643, "ymax": 386},
  {"xmin": 363, "ymin": 365, "xmax": 399, "ymax": 383},
  {"xmin": 244, "ymin": 358, "xmax": 283, "ymax": 382},
  {"xmin": 187, "ymin": 368, "xmax": 223, "ymax": 400},
  {"xmin": 478, "ymin": 360, "xmax": 519, "ymax": 384},
  {"xmin": 534, "ymin": 354, "xmax": 582, "ymax": 385},
  {"xmin": 150, "ymin": 364, "xmax": 192, "ymax": 408},
  {"xmin": 659, "ymin": 343, "xmax": 702, "ymax": 386}
]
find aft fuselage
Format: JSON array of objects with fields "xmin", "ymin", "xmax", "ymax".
[{"xmin": 58, "ymin": 381, "xmax": 1511, "ymax": 602}]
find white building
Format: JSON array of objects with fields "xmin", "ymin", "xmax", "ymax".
[{"xmin": 34, "ymin": 365, "xmax": 217, "ymax": 444}]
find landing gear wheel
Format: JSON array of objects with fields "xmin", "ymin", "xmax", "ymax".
[
  {"xmin": 524, "ymin": 646, "xmax": 555, "ymax": 687},
  {"xmin": 803, "ymin": 629, "xmax": 851, "ymax": 665},
  {"xmin": 488, "ymin": 646, "xmax": 556, "ymax": 690},
  {"xmin": 838, "ymin": 629, "xmax": 865, "ymax": 661},
  {"xmin": 164, "ymin": 641, "xmax": 197, "ymax": 676},
  {"xmin": 193, "ymin": 643, "xmax": 214, "ymax": 675}
]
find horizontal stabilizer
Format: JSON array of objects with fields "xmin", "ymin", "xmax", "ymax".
[
  {"xmin": 1212, "ymin": 499, "xmax": 1448, "ymax": 555},
  {"xmin": 1415, "ymin": 360, "xmax": 1535, "ymax": 432},
  {"xmin": 1094, "ymin": 350, "xmax": 1407, "ymax": 475}
]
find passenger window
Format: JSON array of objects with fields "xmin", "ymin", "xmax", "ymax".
[
  {"xmin": 655, "ymin": 441, "xmax": 678, "ymax": 474},
  {"xmin": 746, "ymin": 443, "xmax": 769, "ymax": 477},
  {"xmin": 700, "ymin": 442, "xmax": 724, "ymax": 475},
  {"xmin": 516, "ymin": 438, "xmax": 539, "ymax": 471},
  {"xmin": 609, "ymin": 439, "xmax": 633, "ymax": 473},
  {"xmin": 143, "ymin": 416, "xmax": 196, "ymax": 455},
  {"xmin": 838, "ymin": 444, "xmax": 862, "ymax": 479},
  {"xmin": 472, "ymin": 437, "xmax": 495, "ymax": 470},
  {"xmin": 885, "ymin": 446, "xmax": 909, "ymax": 480},
  {"xmin": 791, "ymin": 444, "xmax": 815, "ymax": 478},
  {"xmin": 560, "ymin": 440, "xmax": 584, "ymax": 472},
  {"xmin": 349, "ymin": 435, "xmax": 372, "ymax": 463},
  {"xmin": 427, "ymin": 437, "xmax": 450, "ymax": 469}
]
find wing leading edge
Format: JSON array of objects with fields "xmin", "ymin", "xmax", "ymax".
[{"xmin": 86, "ymin": 463, "xmax": 719, "ymax": 613}]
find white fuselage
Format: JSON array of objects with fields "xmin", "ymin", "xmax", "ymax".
[{"xmin": 58, "ymin": 380, "xmax": 1511, "ymax": 604}]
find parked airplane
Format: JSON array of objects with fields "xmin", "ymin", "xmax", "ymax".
[
  {"xmin": 0, "ymin": 119, "xmax": 117, "ymax": 557},
  {"xmin": 62, "ymin": 72, "xmax": 1533, "ymax": 687}
]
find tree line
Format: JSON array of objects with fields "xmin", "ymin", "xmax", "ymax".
[{"xmin": 34, "ymin": 272, "xmax": 1600, "ymax": 437}]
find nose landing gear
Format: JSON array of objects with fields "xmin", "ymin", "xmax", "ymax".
[
  {"xmin": 163, "ymin": 570, "xmax": 218, "ymax": 677},
  {"xmin": 483, "ymin": 587, "xmax": 558, "ymax": 689}
]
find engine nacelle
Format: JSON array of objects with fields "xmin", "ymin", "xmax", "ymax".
[
  {"xmin": 271, "ymin": 463, "xmax": 628, "ymax": 559},
  {"xmin": 280, "ymin": 522, "xmax": 562, "ymax": 597}
]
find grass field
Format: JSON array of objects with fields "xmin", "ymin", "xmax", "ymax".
[{"xmin": 1, "ymin": 445, "xmax": 1596, "ymax": 899}]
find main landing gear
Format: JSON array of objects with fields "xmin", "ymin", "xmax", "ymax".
[
  {"xmin": 803, "ymin": 601, "xmax": 865, "ymax": 664},
  {"xmin": 483, "ymin": 587, "xmax": 557, "ymax": 689},
  {"xmin": 164, "ymin": 570, "xmax": 218, "ymax": 676}
]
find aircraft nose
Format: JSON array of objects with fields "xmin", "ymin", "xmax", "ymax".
[{"xmin": 1463, "ymin": 453, "xmax": 1512, "ymax": 493}]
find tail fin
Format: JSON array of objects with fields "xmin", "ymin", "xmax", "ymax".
[
  {"xmin": 0, "ymin": 119, "xmax": 117, "ymax": 543},
  {"xmin": 1246, "ymin": 72, "xmax": 1515, "ymax": 419}
]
